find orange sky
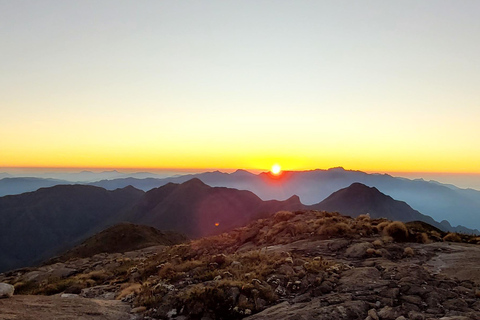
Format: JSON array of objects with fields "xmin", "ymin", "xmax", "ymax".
[{"xmin": 1, "ymin": 2, "xmax": 479, "ymax": 174}]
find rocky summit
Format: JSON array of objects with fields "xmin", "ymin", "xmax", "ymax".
[{"xmin": 1, "ymin": 210, "xmax": 480, "ymax": 320}]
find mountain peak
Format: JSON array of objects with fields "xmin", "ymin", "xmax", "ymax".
[
  {"xmin": 180, "ymin": 178, "xmax": 208, "ymax": 187},
  {"xmin": 286, "ymin": 194, "xmax": 301, "ymax": 203},
  {"xmin": 328, "ymin": 166, "xmax": 346, "ymax": 172},
  {"xmin": 232, "ymin": 169, "xmax": 253, "ymax": 176},
  {"xmin": 347, "ymin": 182, "xmax": 379, "ymax": 192},
  {"xmin": 312, "ymin": 182, "xmax": 419, "ymax": 221}
]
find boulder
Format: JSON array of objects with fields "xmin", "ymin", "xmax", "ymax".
[{"xmin": 0, "ymin": 283, "xmax": 14, "ymax": 298}]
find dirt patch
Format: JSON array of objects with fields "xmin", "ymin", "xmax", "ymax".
[{"xmin": 0, "ymin": 295, "xmax": 131, "ymax": 320}]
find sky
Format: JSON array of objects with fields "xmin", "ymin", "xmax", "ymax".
[{"xmin": 1, "ymin": 0, "xmax": 479, "ymax": 174}]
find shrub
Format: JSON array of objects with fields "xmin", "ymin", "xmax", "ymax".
[
  {"xmin": 376, "ymin": 221, "xmax": 390, "ymax": 232},
  {"xmin": 403, "ymin": 247, "xmax": 414, "ymax": 257},
  {"xmin": 318, "ymin": 222, "xmax": 350, "ymax": 237},
  {"xmin": 383, "ymin": 221, "xmax": 408, "ymax": 242},
  {"xmin": 13, "ymin": 281, "xmax": 40, "ymax": 295},
  {"xmin": 372, "ymin": 239, "xmax": 383, "ymax": 247},
  {"xmin": 356, "ymin": 214, "xmax": 371, "ymax": 221},
  {"xmin": 273, "ymin": 211, "xmax": 295, "ymax": 222},
  {"xmin": 117, "ymin": 283, "xmax": 142, "ymax": 300},
  {"xmin": 416, "ymin": 232, "xmax": 430, "ymax": 244},
  {"xmin": 355, "ymin": 220, "xmax": 373, "ymax": 236},
  {"xmin": 443, "ymin": 233, "xmax": 462, "ymax": 242},
  {"xmin": 86, "ymin": 270, "xmax": 111, "ymax": 282}
]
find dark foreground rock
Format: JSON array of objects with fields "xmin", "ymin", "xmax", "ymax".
[
  {"xmin": 0, "ymin": 295, "xmax": 131, "ymax": 320},
  {"xmin": 1, "ymin": 211, "xmax": 480, "ymax": 320}
]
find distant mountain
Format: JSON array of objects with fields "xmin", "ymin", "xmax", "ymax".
[
  {"xmin": 124, "ymin": 178, "xmax": 304, "ymax": 238},
  {"xmin": 47, "ymin": 223, "xmax": 187, "ymax": 263},
  {"xmin": 0, "ymin": 173, "xmax": 12, "ymax": 179},
  {"xmin": 0, "ymin": 179, "xmax": 304, "ymax": 272},
  {"xmin": 89, "ymin": 168, "xmax": 480, "ymax": 230},
  {"xmin": 310, "ymin": 182, "xmax": 479, "ymax": 234},
  {"xmin": 4, "ymin": 167, "xmax": 479, "ymax": 230},
  {"xmin": 0, "ymin": 177, "xmax": 72, "ymax": 197},
  {"xmin": 0, "ymin": 185, "xmax": 144, "ymax": 272}
]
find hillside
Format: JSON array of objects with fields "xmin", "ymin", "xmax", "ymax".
[
  {"xmin": 0, "ymin": 185, "xmax": 145, "ymax": 272},
  {"xmin": 0, "ymin": 179, "xmax": 304, "ymax": 272},
  {"xmin": 2, "ymin": 210, "xmax": 480, "ymax": 319},
  {"xmin": 312, "ymin": 183, "xmax": 480, "ymax": 234},
  {"xmin": 310, "ymin": 182, "xmax": 480, "ymax": 234},
  {"xmin": 124, "ymin": 178, "xmax": 305, "ymax": 238},
  {"xmin": 48, "ymin": 223, "xmax": 187, "ymax": 263}
]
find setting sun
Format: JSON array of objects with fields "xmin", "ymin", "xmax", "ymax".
[{"xmin": 271, "ymin": 164, "xmax": 282, "ymax": 175}]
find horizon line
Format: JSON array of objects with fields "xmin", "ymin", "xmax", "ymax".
[{"xmin": 1, "ymin": 166, "xmax": 480, "ymax": 175}]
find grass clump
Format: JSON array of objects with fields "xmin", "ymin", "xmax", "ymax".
[
  {"xmin": 383, "ymin": 221, "xmax": 408, "ymax": 242},
  {"xmin": 443, "ymin": 233, "xmax": 462, "ymax": 242}
]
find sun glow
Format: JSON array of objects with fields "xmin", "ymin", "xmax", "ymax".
[{"xmin": 271, "ymin": 164, "xmax": 282, "ymax": 175}]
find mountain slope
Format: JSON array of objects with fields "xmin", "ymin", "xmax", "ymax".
[
  {"xmin": 48, "ymin": 223, "xmax": 187, "ymax": 263},
  {"xmin": 0, "ymin": 179, "xmax": 304, "ymax": 272},
  {"xmin": 0, "ymin": 177, "xmax": 71, "ymax": 197},
  {"xmin": 125, "ymin": 178, "xmax": 305, "ymax": 238},
  {"xmin": 311, "ymin": 182, "xmax": 479, "ymax": 233},
  {"xmin": 0, "ymin": 185, "xmax": 145, "ymax": 272}
]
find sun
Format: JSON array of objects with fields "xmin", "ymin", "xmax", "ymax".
[{"xmin": 271, "ymin": 164, "xmax": 282, "ymax": 175}]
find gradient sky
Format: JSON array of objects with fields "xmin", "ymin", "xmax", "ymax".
[{"xmin": 1, "ymin": 1, "xmax": 479, "ymax": 172}]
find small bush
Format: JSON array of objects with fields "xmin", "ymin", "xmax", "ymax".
[
  {"xmin": 443, "ymin": 233, "xmax": 462, "ymax": 242},
  {"xmin": 383, "ymin": 221, "xmax": 408, "ymax": 242},
  {"xmin": 318, "ymin": 222, "xmax": 350, "ymax": 237},
  {"xmin": 416, "ymin": 232, "xmax": 430, "ymax": 244},
  {"xmin": 42, "ymin": 278, "xmax": 76, "ymax": 295},
  {"xmin": 356, "ymin": 214, "xmax": 371, "ymax": 221},
  {"xmin": 117, "ymin": 283, "xmax": 142, "ymax": 300},
  {"xmin": 376, "ymin": 221, "xmax": 390, "ymax": 232},
  {"xmin": 372, "ymin": 239, "xmax": 383, "ymax": 247},
  {"xmin": 403, "ymin": 247, "xmax": 414, "ymax": 257},
  {"xmin": 86, "ymin": 270, "xmax": 111, "ymax": 282},
  {"xmin": 273, "ymin": 211, "xmax": 295, "ymax": 222},
  {"xmin": 13, "ymin": 281, "xmax": 40, "ymax": 295}
]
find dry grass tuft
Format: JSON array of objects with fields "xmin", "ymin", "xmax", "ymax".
[
  {"xmin": 372, "ymin": 239, "xmax": 383, "ymax": 247},
  {"xmin": 417, "ymin": 232, "xmax": 431, "ymax": 244},
  {"xmin": 383, "ymin": 221, "xmax": 408, "ymax": 242},
  {"xmin": 443, "ymin": 233, "xmax": 462, "ymax": 242},
  {"xmin": 117, "ymin": 283, "xmax": 142, "ymax": 300},
  {"xmin": 403, "ymin": 247, "xmax": 414, "ymax": 257},
  {"xmin": 273, "ymin": 211, "xmax": 295, "ymax": 222}
]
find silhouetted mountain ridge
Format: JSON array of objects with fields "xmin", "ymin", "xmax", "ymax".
[
  {"xmin": 311, "ymin": 183, "xmax": 479, "ymax": 234},
  {"xmin": 124, "ymin": 178, "xmax": 304, "ymax": 238},
  {"xmin": 0, "ymin": 185, "xmax": 145, "ymax": 272}
]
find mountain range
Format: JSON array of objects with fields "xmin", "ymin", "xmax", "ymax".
[
  {"xmin": 2, "ymin": 168, "xmax": 478, "ymax": 230},
  {"xmin": 90, "ymin": 168, "xmax": 480, "ymax": 230},
  {"xmin": 0, "ymin": 179, "xmax": 303, "ymax": 272},
  {"xmin": 1, "ymin": 176, "xmax": 478, "ymax": 273}
]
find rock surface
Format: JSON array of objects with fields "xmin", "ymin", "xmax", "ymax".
[
  {"xmin": 0, "ymin": 283, "xmax": 14, "ymax": 298},
  {"xmin": 0, "ymin": 295, "xmax": 131, "ymax": 320},
  {"xmin": 1, "ymin": 211, "xmax": 480, "ymax": 320}
]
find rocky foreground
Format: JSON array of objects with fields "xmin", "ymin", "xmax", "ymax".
[{"xmin": 1, "ymin": 210, "xmax": 480, "ymax": 320}]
